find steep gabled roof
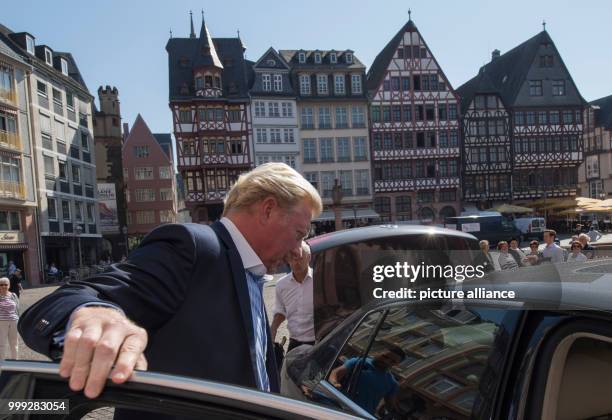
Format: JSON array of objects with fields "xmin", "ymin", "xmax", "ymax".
[
  {"xmin": 591, "ymin": 94, "xmax": 612, "ymax": 129},
  {"xmin": 279, "ymin": 49, "xmax": 365, "ymax": 69},
  {"xmin": 367, "ymin": 20, "xmax": 417, "ymax": 92},
  {"xmin": 54, "ymin": 52, "xmax": 88, "ymax": 90},
  {"xmin": 123, "ymin": 114, "xmax": 173, "ymax": 165},
  {"xmin": 252, "ymin": 47, "xmax": 290, "ymax": 70},
  {"xmin": 152, "ymin": 133, "xmax": 173, "ymax": 161},
  {"xmin": 194, "ymin": 18, "xmax": 223, "ymax": 69},
  {"xmin": 457, "ymin": 30, "xmax": 586, "ymax": 109}
]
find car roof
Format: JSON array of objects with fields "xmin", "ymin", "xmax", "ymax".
[{"xmin": 307, "ymin": 225, "xmax": 478, "ymax": 253}]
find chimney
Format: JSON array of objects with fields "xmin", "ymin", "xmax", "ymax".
[
  {"xmin": 122, "ymin": 123, "xmax": 129, "ymax": 142},
  {"xmin": 491, "ymin": 49, "xmax": 501, "ymax": 61}
]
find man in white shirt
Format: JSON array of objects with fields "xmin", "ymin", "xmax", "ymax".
[
  {"xmin": 271, "ymin": 242, "xmax": 315, "ymax": 352},
  {"xmin": 542, "ymin": 229, "xmax": 565, "ymax": 263}
]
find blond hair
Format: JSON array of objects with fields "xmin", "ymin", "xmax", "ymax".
[
  {"xmin": 0, "ymin": 277, "xmax": 9, "ymax": 285},
  {"xmin": 223, "ymin": 162, "xmax": 322, "ymax": 217}
]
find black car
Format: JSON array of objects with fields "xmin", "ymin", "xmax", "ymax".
[{"xmin": 279, "ymin": 225, "xmax": 612, "ymax": 419}]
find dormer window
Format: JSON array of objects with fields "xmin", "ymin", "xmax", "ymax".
[
  {"xmin": 26, "ymin": 36, "xmax": 35, "ymax": 55},
  {"xmin": 195, "ymin": 76, "xmax": 204, "ymax": 89},
  {"xmin": 330, "ymin": 53, "xmax": 337, "ymax": 64},
  {"xmin": 345, "ymin": 53, "xmax": 353, "ymax": 64},
  {"xmin": 298, "ymin": 52, "xmax": 306, "ymax": 63},
  {"xmin": 45, "ymin": 48, "xmax": 53, "ymax": 66},
  {"xmin": 60, "ymin": 58, "xmax": 68, "ymax": 76},
  {"xmin": 204, "ymin": 75, "xmax": 213, "ymax": 88},
  {"xmin": 314, "ymin": 53, "xmax": 322, "ymax": 64}
]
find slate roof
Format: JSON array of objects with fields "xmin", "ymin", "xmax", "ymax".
[
  {"xmin": 0, "ymin": 30, "xmax": 27, "ymax": 66},
  {"xmin": 279, "ymin": 49, "xmax": 365, "ymax": 70},
  {"xmin": 366, "ymin": 20, "xmax": 418, "ymax": 92},
  {"xmin": 166, "ymin": 19, "xmax": 251, "ymax": 101},
  {"xmin": 456, "ymin": 30, "xmax": 586, "ymax": 110},
  {"xmin": 153, "ymin": 133, "xmax": 174, "ymax": 161},
  {"xmin": 591, "ymin": 94, "xmax": 612, "ymax": 129}
]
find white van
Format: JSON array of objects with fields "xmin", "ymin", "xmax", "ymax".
[{"xmin": 514, "ymin": 217, "xmax": 546, "ymax": 240}]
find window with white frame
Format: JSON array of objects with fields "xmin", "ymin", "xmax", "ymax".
[
  {"xmin": 339, "ymin": 170, "xmax": 353, "ymax": 196},
  {"xmin": 270, "ymin": 128, "xmax": 281, "ymax": 143},
  {"xmin": 353, "ymin": 137, "xmax": 367, "ymax": 160},
  {"xmin": 135, "ymin": 188, "xmax": 156, "ymax": 202},
  {"xmin": 319, "ymin": 138, "xmax": 334, "ymax": 162},
  {"xmin": 58, "ymin": 161, "xmax": 67, "ymax": 180},
  {"xmin": 590, "ymin": 180, "xmax": 603, "ymax": 199},
  {"xmin": 47, "ymin": 197, "xmax": 57, "ymax": 220},
  {"xmin": 284, "ymin": 155, "xmax": 296, "ymax": 169},
  {"xmin": 52, "ymin": 88, "xmax": 62, "ymax": 106},
  {"xmin": 160, "ymin": 210, "xmax": 175, "ymax": 223},
  {"xmin": 60, "ymin": 58, "xmax": 68, "ymax": 75},
  {"xmin": 43, "ymin": 155, "xmax": 54, "ymax": 176},
  {"xmin": 298, "ymin": 52, "xmax": 306, "ymax": 63},
  {"xmin": 159, "ymin": 166, "xmax": 172, "ymax": 179},
  {"xmin": 86, "ymin": 203, "xmax": 95, "ymax": 222},
  {"xmin": 268, "ymin": 102, "xmax": 280, "ymax": 117},
  {"xmin": 299, "ymin": 74, "xmax": 311, "ymax": 95},
  {"xmin": 334, "ymin": 74, "xmax": 345, "ymax": 95},
  {"xmin": 0, "ymin": 156, "xmax": 20, "ymax": 185},
  {"xmin": 281, "ymin": 102, "xmax": 293, "ymax": 117},
  {"xmin": 256, "ymin": 128, "xmax": 268, "ymax": 143},
  {"xmin": 345, "ymin": 52, "xmax": 353, "ymax": 63},
  {"xmin": 0, "ymin": 211, "xmax": 20, "ymax": 231},
  {"xmin": 135, "ymin": 166, "xmax": 154, "ymax": 180},
  {"xmin": 66, "ymin": 92, "xmax": 74, "ymax": 110},
  {"xmin": 283, "ymin": 128, "xmax": 294, "ymax": 143},
  {"xmin": 314, "ymin": 52, "xmax": 322, "ymax": 64},
  {"xmin": 330, "ymin": 52, "xmax": 337, "ymax": 63},
  {"xmin": 317, "ymin": 74, "xmax": 328, "ymax": 95},
  {"xmin": 83, "ymin": 166, "xmax": 93, "ymax": 187},
  {"xmin": 335, "ymin": 107, "xmax": 348, "ymax": 128},
  {"xmin": 81, "ymin": 132, "xmax": 89, "ymax": 150},
  {"xmin": 40, "ymin": 114, "xmax": 51, "ymax": 133},
  {"xmin": 136, "ymin": 210, "xmax": 155, "ymax": 224},
  {"xmin": 160, "ymin": 188, "xmax": 174, "ymax": 201},
  {"xmin": 37, "ymin": 80, "xmax": 47, "ymax": 97},
  {"xmin": 44, "ymin": 49, "xmax": 52, "ymax": 66},
  {"xmin": 0, "ymin": 66, "xmax": 12, "ymax": 94},
  {"xmin": 54, "ymin": 119, "xmax": 64, "ymax": 140},
  {"xmin": 273, "ymin": 74, "xmax": 282, "ymax": 92},
  {"xmin": 320, "ymin": 171, "xmax": 335, "ymax": 198},
  {"xmin": 351, "ymin": 106, "xmax": 365, "ymax": 127},
  {"xmin": 134, "ymin": 145, "xmax": 149, "ymax": 158},
  {"xmin": 336, "ymin": 137, "xmax": 350, "ymax": 161},
  {"xmin": 254, "ymin": 101, "xmax": 265, "ymax": 117},
  {"xmin": 301, "ymin": 107, "xmax": 313, "ymax": 128},
  {"xmin": 61, "ymin": 200, "xmax": 71, "ymax": 221},
  {"xmin": 262, "ymin": 74, "xmax": 271, "ymax": 91},
  {"xmin": 26, "ymin": 36, "xmax": 34, "ymax": 55},
  {"xmin": 355, "ymin": 169, "xmax": 369, "ymax": 195},
  {"xmin": 303, "ymin": 139, "xmax": 316, "ymax": 163},
  {"xmin": 71, "ymin": 164, "xmax": 80, "ymax": 184},
  {"xmin": 74, "ymin": 201, "xmax": 83, "ymax": 222},
  {"xmin": 304, "ymin": 172, "xmax": 318, "ymax": 190},
  {"xmin": 256, "ymin": 155, "xmax": 270, "ymax": 166},
  {"xmin": 318, "ymin": 107, "xmax": 331, "ymax": 128},
  {"xmin": 351, "ymin": 74, "xmax": 362, "ymax": 94}
]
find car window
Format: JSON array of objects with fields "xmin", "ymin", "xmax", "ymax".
[
  {"xmin": 326, "ymin": 304, "xmax": 517, "ymax": 419},
  {"xmin": 313, "ymin": 236, "xmax": 479, "ymax": 340}
]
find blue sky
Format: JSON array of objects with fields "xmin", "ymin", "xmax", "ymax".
[{"xmin": 3, "ymin": 0, "xmax": 611, "ymax": 134}]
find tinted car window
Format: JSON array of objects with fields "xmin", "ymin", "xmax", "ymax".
[
  {"xmin": 326, "ymin": 304, "xmax": 518, "ymax": 419},
  {"xmin": 313, "ymin": 235, "xmax": 479, "ymax": 340}
]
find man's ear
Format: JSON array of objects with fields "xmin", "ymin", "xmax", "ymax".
[{"xmin": 260, "ymin": 196, "xmax": 278, "ymax": 222}]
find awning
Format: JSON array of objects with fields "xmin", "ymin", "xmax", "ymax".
[
  {"xmin": 313, "ymin": 208, "xmax": 380, "ymax": 222},
  {"xmin": 0, "ymin": 242, "xmax": 28, "ymax": 250}
]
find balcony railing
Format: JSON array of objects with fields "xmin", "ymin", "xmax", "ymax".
[
  {"xmin": 0, "ymin": 130, "xmax": 21, "ymax": 150},
  {"xmin": 0, "ymin": 180, "xmax": 25, "ymax": 199},
  {"xmin": 0, "ymin": 88, "xmax": 16, "ymax": 103}
]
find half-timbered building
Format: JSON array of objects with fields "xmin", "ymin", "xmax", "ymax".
[
  {"xmin": 367, "ymin": 18, "xmax": 461, "ymax": 223},
  {"xmin": 166, "ymin": 14, "xmax": 253, "ymax": 222},
  {"xmin": 457, "ymin": 30, "xmax": 586, "ymax": 206}
]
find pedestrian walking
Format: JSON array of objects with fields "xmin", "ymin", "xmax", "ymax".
[
  {"xmin": 0, "ymin": 277, "xmax": 19, "ymax": 360},
  {"xmin": 8, "ymin": 269, "xmax": 23, "ymax": 298}
]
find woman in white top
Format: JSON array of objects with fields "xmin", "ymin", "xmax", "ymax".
[
  {"xmin": 567, "ymin": 241, "xmax": 588, "ymax": 263},
  {"xmin": 0, "ymin": 276, "xmax": 19, "ymax": 360},
  {"xmin": 498, "ymin": 241, "xmax": 519, "ymax": 271}
]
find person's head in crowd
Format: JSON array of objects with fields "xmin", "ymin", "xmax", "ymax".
[
  {"xmin": 479, "ymin": 240, "xmax": 489, "ymax": 253},
  {"xmin": 529, "ymin": 240, "xmax": 540, "ymax": 254},
  {"xmin": 288, "ymin": 241, "xmax": 311, "ymax": 277},
  {"xmin": 13, "ymin": 269, "xmax": 21, "ymax": 278},
  {"xmin": 570, "ymin": 241, "xmax": 583, "ymax": 256},
  {"xmin": 373, "ymin": 344, "xmax": 406, "ymax": 370},
  {"xmin": 497, "ymin": 241, "xmax": 509, "ymax": 252},
  {"xmin": 543, "ymin": 229, "xmax": 556, "ymax": 245},
  {"xmin": 509, "ymin": 238, "xmax": 519, "ymax": 249},
  {"xmin": 571, "ymin": 235, "xmax": 579, "ymax": 242},
  {"xmin": 590, "ymin": 226, "xmax": 596, "ymax": 231},
  {"xmin": 0, "ymin": 277, "xmax": 10, "ymax": 296},
  {"xmin": 578, "ymin": 233, "xmax": 590, "ymax": 247},
  {"xmin": 223, "ymin": 162, "xmax": 322, "ymax": 271}
]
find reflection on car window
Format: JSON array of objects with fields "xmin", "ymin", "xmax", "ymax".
[{"xmin": 326, "ymin": 305, "xmax": 510, "ymax": 419}]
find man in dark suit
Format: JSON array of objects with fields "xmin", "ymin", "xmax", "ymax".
[{"xmin": 18, "ymin": 163, "xmax": 322, "ymax": 406}]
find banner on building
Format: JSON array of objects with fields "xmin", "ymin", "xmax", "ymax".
[{"xmin": 98, "ymin": 183, "xmax": 120, "ymax": 234}]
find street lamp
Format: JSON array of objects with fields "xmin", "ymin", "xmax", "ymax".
[
  {"xmin": 75, "ymin": 225, "xmax": 83, "ymax": 269},
  {"xmin": 331, "ymin": 178, "xmax": 343, "ymax": 231}
]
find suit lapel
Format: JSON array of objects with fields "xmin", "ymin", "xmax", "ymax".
[{"xmin": 210, "ymin": 222, "xmax": 256, "ymax": 362}]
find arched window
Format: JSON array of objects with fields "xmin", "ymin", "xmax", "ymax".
[
  {"xmin": 204, "ymin": 75, "xmax": 213, "ymax": 88},
  {"xmin": 439, "ymin": 206, "xmax": 456, "ymax": 219},
  {"xmin": 418, "ymin": 207, "xmax": 435, "ymax": 222}
]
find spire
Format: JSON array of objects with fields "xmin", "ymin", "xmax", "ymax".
[
  {"xmin": 542, "ymin": 19, "xmax": 546, "ymax": 31},
  {"xmin": 408, "ymin": 9, "xmax": 412, "ymax": 21},
  {"xmin": 194, "ymin": 11, "xmax": 223, "ymax": 69},
  {"xmin": 189, "ymin": 10, "xmax": 195, "ymax": 38},
  {"xmin": 169, "ymin": 28, "xmax": 173, "ymax": 39},
  {"xmin": 199, "ymin": 10, "xmax": 209, "ymax": 41}
]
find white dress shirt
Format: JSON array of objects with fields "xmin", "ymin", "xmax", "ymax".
[
  {"xmin": 220, "ymin": 217, "xmax": 267, "ymax": 276},
  {"xmin": 273, "ymin": 267, "xmax": 315, "ymax": 342}
]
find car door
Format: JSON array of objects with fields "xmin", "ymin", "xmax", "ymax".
[
  {"xmin": 0, "ymin": 360, "xmax": 360, "ymax": 420},
  {"xmin": 304, "ymin": 302, "xmax": 521, "ymax": 419}
]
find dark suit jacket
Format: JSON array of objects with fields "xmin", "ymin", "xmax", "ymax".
[{"xmin": 19, "ymin": 222, "xmax": 280, "ymax": 405}]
